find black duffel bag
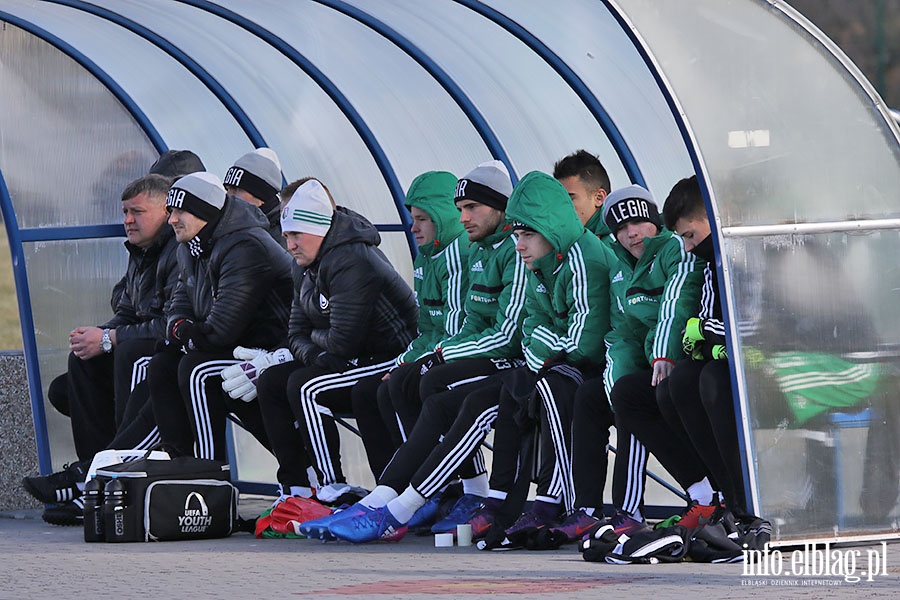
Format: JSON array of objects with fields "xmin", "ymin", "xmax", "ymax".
[{"xmin": 92, "ymin": 455, "xmax": 237, "ymax": 543}]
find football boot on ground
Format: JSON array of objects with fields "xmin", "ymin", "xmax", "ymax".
[
  {"xmin": 329, "ymin": 505, "xmax": 408, "ymax": 543},
  {"xmin": 467, "ymin": 502, "xmax": 500, "ymax": 541},
  {"xmin": 298, "ymin": 503, "xmax": 369, "ymax": 541},
  {"xmin": 549, "ymin": 508, "xmax": 602, "ymax": 543},
  {"xmin": 430, "ymin": 494, "xmax": 485, "ymax": 534},
  {"xmin": 407, "ymin": 495, "xmax": 442, "ymax": 531},
  {"xmin": 678, "ymin": 501, "xmax": 718, "ymax": 529},
  {"xmin": 595, "ymin": 509, "xmax": 650, "ymax": 538}
]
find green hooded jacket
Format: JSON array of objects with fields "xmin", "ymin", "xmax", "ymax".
[
  {"xmin": 398, "ymin": 171, "xmax": 473, "ymax": 364},
  {"xmin": 585, "ymin": 209, "xmax": 616, "ymax": 248},
  {"xmin": 437, "ymin": 218, "xmax": 526, "ymax": 362},
  {"xmin": 604, "ymin": 228, "xmax": 704, "ymax": 390},
  {"xmin": 505, "ymin": 171, "xmax": 615, "ymax": 373}
]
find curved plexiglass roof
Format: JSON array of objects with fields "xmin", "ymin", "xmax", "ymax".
[
  {"xmin": 611, "ymin": 0, "xmax": 900, "ymax": 542},
  {"xmin": 1, "ymin": 0, "xmax": 898, "ymax": 543}
]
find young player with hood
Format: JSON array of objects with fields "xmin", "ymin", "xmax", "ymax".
[
  {"xmin": 372, "ymin": 170, "xmax": 473, "ymax": 447},
  {"xmin": 349, "ymin": 170, "xmax": 473, "ymax": 477},
  {"xmin": 467, "ymin": 170, "xmax": 616, "ymax": 543}
]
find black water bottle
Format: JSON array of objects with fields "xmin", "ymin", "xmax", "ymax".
[
  {"xmin": 103, "ymin": 476, "xmax": 130, "ymax": 542},
  {"xmin": 82, "ymin": 476, "xmax": 104, "ymax": 542}
]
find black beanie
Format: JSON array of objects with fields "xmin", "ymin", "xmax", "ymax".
[
  {"xmin": 454, "ymin": 160, "xmax": 513, "ymax": 212},
  {"xmin": 509, "ymin": 220, "xmax": 537, "ymax": 233},
  {"xmin": 223, "ymin": 148, "xmax": 282, "ymax": 201},
  {"xmin": 149, "ymin": 150, "xmax": 205, "ymax": 179},
  {"xmin": 166, "ymin": 172, "xmax": 226, "ymax": 223},
  {"xmin": 602, "ymin": 185, "xmax": 662, "ymax": 234}
]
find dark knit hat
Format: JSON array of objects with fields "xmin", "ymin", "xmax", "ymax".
[
  {"xmin": 166, "ymin": 172, "xmax": 226, "ymax": 222},
  {"xmin": 454, "ymin": 160, "xmax": 513, "ymax": 212},
  {"xmin": 509, "ymin": 220, "xmax": 537, "ymax": 233},
  {"xmin": 223, "ymin": 148, "xmax": 283, "ymax": 201},
  {"xmin": 602, "ymin": 185, "xmax": 662, "ymax": 234},
  {"xmin": 148, "ymin": 150, "xmax": 205, "ymax": 179}
]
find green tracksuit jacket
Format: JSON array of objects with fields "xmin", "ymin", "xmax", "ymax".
[
  {"xmin": 397, "ymin": 172, "xmax": 473, "ymax": 364},
  {"xmin": 585, "ymin": 209, "xmax": 616, "ymax": 248},
  {"xmin": 505, "ymin": 171, "xmax": 616, "ymax": 372},
  {"xmin": 437, "ymin": 223, "xmax": 527, "ymax": 361},
  {"xmin": 604, "ymin": 229, "xmax": 704, "ymax": 390}
]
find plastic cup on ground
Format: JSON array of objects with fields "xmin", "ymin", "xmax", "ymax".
[{"xmin": 456, "ymin": 523, "xmax": 472, "ymax": 546}]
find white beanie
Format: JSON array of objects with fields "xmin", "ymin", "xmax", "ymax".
[{"xmin": 280, "ymin": 179, "xmax": 334, "ymax": 236}]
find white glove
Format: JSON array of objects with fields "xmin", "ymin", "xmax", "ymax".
[
  {"xmin": 233, "ymin": 346, "xmax": 267, "ymax": 362},
  {"xmin": 221, "ymin": 347, "xmax": 294, "ymax": 402}
]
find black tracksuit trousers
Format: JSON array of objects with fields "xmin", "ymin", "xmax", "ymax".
[
  {"xmin": 66, "ymin": 338, "xmax": 157, "ymax": 462},
  {"xmin": 150, "ymin": 350, "xmax": 269, "ymax": 462},
  {"xmin": 611, "ymin": 369, "xmax": 709, "ymax": 501},
  {"xmin": 657, "ymin": 358, "xmax": 748, "ymax": 515},
  {"xmin": 257, "ymin": 358, "xmax": 396, "ymax": 490},
  {"xmin": 571, "ymin": 376, "xmax": 616, "ymax": 513}
]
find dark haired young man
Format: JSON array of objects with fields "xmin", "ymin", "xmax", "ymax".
[
  {"xmin": 150, "ymin": 172, "xmax": 294, "ymax": 464},
  {"xmin": 544, "ymin": 150, "xmax": 618, "ymax": 537},
  {"xmin": 553, "ymin": 149, "xmax": 612, "ymax": 242},
  {"xmin": 656, "ymin": 175, "xmax": 750, "ymax": 518}
]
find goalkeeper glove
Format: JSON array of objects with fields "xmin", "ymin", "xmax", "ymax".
[
  {"xmin": 682, "ymin": 317, "xmax": 705, "ymax": 360},
  {"xmin": 169, "ymin": 318, "xmax": 211, "ymax": 352},
  {"xmin": 710, "ymin": 345, "xmax": 728, "ymax": 360},
  {"xmin": 221, "ymin": 347, "xmax": 294, "ymax": 402}
]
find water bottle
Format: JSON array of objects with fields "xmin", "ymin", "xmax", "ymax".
[
  {"xmin": 82, "ymin": 476, "xmax": 104, "ymax": 542},
  {"xmin": 103, "ymin": 476, "xmax": 131, "ymax": 542}
]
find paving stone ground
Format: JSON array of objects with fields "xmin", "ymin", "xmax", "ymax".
[{"xmin": 1, "ymin": 496, "xmax": 897, "ymax": 599}]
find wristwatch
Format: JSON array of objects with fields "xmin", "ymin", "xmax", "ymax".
[{"xmin": 101, "ymin": 329, "xmax": 113, "ymax": 354}]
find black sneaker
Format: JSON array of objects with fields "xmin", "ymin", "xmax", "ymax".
[
  {"xmin": 317, "ymin": 484, "xmax": 369, "ymax": 509},
  {"xmin": 22, "ymin": 463, "xmax": 85, "ymax": 504},
  {"xmin": 42, "ymin": 497, "xmax": 85, "ymax": 527}
]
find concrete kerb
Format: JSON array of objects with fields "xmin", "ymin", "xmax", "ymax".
[{"xmin": 0, "ymin": 350, "xmax": 41, "ymax": 511}]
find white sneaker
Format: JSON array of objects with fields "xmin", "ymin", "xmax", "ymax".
[
  {"xmin": 316, "ymin": 483, "xmax": 352, "ymax": 504},
  {"xmin": 316, "ymin": 483, "xmax": 369, "ymax": 504},
  {"xmin": 271, "ymin": 483, "xmax": 315, "ymax": 507}
]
